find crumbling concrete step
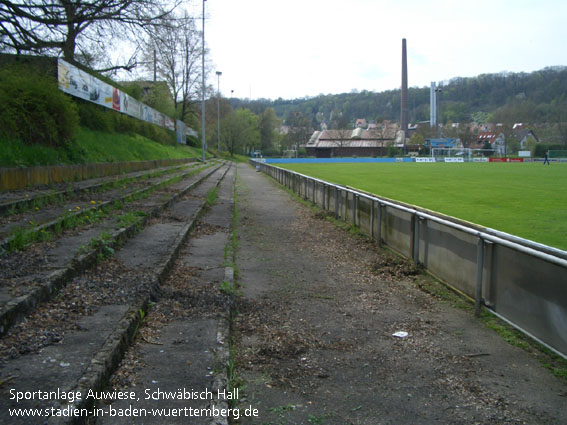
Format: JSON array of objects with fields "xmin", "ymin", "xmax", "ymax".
[
  {"xmin": 96, "ymin": 166, "xmax": 236, "ymax": 425},
  {"xmin": 0, "ymin": 162, "xmax": 205, "ymax": 245},
  {"xmin": 0, "ymin": 161, "xmax": 202, "ymax": 215},
  {"xmin": 0, "ymin": 163, "xmax": 224, "ymax": 336},
  {"xmin": 0, "ymin": 163, "xmax": 232, "ymax": 425},
  {"xmin": 96, "ymin": 319, "xmax": 218, "ymax": 425}
]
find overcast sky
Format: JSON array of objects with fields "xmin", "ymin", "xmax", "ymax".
[{"xmin": 198, "ymin": 0, "xmax": 567, "ymax": 100}]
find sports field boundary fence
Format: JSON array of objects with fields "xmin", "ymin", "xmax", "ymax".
[{"xmin": 251, "ymin": 159, "xmax": 567, "ymax": 360}]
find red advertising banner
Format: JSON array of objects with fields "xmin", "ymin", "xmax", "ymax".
[{"xmin": 489, "ymin": 158, "xmax": 507, "ymax": 162}]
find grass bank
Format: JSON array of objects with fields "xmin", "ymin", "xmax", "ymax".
[{"xmin": 0, "ymin": 127, "xmax": 209, "ymax": 167}]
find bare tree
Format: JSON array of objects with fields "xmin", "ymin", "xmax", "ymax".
[
  {"xmin": 141, "ymin": 10, "xmax": 205, "ymax": 123},
  {"xmin": 283, "ymin": 112, "xmax": 313, "ymax": 151},
  {"xmin": 0, "ymin": 0, "xmax": 180, "ymax": 72}
]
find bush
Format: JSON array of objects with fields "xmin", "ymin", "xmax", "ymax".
[
  {"xmin": 78, "ymin": 101, "xmax": 114, "ymax": 132},
  {"xmin": 0, "ymin": 65, "xmax": 79, "ymax": 147},
  {"xmin": 186, "ymin": 134, "xmax": 200, "ymax": 147},
  {"xmin": 77, "ymin": 100, "xmax": 175, "ymax": 145},
  {"xmin": 387, "ymin": 146, "xmax": 400, "ymax": 157},
  {"xmin": 262, "ymin": 147, "xmax": 280, "ymax": 157}
]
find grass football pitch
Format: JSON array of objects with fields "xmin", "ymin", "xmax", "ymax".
[{"xmin": 278, "ymin": 162, "xmax": 567, "ymax": 251}]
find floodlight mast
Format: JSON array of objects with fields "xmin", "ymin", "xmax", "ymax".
[
  {"xmin": 216, "ymin": 71, "xmax": 222, "ymax": 154},
  {"xmin": 435, "ymin": 87, "xmax": 442, "ymax": 137},
  {"xmin": 201, "ymin": 0, "xmax": 207, "ymax": 162},
  {"xmin": 401, "ymin": 38, "xmax": 408, "ymax": 154}
]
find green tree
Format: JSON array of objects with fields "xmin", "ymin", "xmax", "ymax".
[
  {"xmin": 258, "ymin": 108, "xmax": 281, "ymax": 154},
  {"xmin": 409, "ymin": 132, "xmax": 424, "ymax": 145},
  {"xmin": 283, "ymin": 111, "xmax": 313, "ymax": 150},
  {"xmin": 141, "ymin": 82, "xmax": 176, "ymax": 118},
  {"xmin": 221, "ymin": 109, "xmax": 259, "ymax": 156}
]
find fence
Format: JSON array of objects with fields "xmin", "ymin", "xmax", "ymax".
[
  {"xmin": 251, "ymin": 159, "xmax": 567, "ymax": 360},
  {"xmin": 0, "ymin": 158, "xmax": 196, "ymax": 190}
]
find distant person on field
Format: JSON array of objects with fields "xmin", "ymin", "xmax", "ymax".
[{"xmin": 543, "ymin": 151, "xmax": 550, "ymax": 165}]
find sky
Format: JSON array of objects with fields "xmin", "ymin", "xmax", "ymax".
[{"xmin": 194, "ymin": 0, "xmax": 567, "ymax": 100}]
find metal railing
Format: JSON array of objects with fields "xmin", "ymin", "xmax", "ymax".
[{"xmin": 251, "ymin": 159, "xmax": 567, "ymax": 360}]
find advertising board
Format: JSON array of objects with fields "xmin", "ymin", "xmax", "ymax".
[{"xmin": 57, "ymin": 59, "xmax": 187, "ymax": 142}]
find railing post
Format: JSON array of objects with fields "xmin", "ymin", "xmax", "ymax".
[
  {"xmin": 413, "ymin": 215, "xmax": 424, "ymax": 264},
  {"xmin": 335, "ymin": 188, "xmax": 339, "ymax": 218},
  {"xmin": 370, "ymin": 200, "xmax": 375, "ymax": 238},
  {"xmin": 376, "ymin": 202, "xmax": 382, "ymax": 247},
  {"xmin": 410, "ymin": 213, "xmax": 416, "ymax": 261},
  {"xmin": 353, "ymin": 194, "xmax": 358, "ymax": 226},
  {"xmin": 312, "ymin": 179, "xmax": 316, "ymax": 204},
  {"xmin": 475, "ymin": 236, "xmax": 485, "ymax": 317}
]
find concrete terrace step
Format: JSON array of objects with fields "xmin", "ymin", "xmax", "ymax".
[
  {"xmin": 97, "ymin": 167, "xmax": 236, "ymax": 425},
  {"xmin": 0, "ymin": 162, "xmax": 224, "ymax": 337},
  {"xmin": 0, "ymin": 163, "xmax": 232, "ymax": 425},
  {"xmin": 0, "ymin": 161, "xmax": 201, "ymax": 215},
  {"xmin": 0, "ymin": 162, "xmax": 210, "ymax": 248}
]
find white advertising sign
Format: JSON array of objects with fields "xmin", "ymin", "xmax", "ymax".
[{"xmin": 57, "ymin": 59, "xmax": 186, "ymax": 141}]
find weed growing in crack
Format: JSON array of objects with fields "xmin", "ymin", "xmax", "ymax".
[
  {"xmin": 220, "ymin": 280, "xmax": 235, "ymax": 296},
  {"xmin": 88, "ymin": 232, "xmax": 115, "ymax": 261},
  {"xmin": 206, "ymin": 187, "xmax": 219, "ymax": 208}
]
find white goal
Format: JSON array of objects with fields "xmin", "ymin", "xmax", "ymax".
[
  {"xmin": 283, "ymin": 149, "xmax": 298, "ymax": 158},
  {"xmin": 431, "ymin": 148, "xmax": 495, "ymax": 161}
]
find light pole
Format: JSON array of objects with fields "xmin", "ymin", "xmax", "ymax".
[
  {"xmin": 200, "ymin": 0, "xmax": 207, "ymax": 162},
  {"xmin": 216, "ymin": 71, "xmax": 222, "ymax": 155},
  {"xmin": 435, "ymin": 87, "xmax": 442, "ymax": 138}
]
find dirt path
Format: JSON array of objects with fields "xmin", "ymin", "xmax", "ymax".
[{"xmin": 233, "ymin": 163, "xmax": 567, "ymax": 425}]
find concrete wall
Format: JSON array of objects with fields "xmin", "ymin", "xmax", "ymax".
[{"xmin": 253, "ymin": 160, "xmax": 567, "ymax": 360}]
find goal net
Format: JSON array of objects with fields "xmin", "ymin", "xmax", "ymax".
[
  {"xmin": 548, "ymin": 150, "xmax": 567, "ymax": 158},
  {"xmin": 283, "ymin": 149, "xmax": 298, "ymax": 158},
  {"xmin": 431, "ymin": 148, "xmax": 495, "ymax": 160}
]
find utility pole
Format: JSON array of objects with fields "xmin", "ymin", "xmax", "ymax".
[
  {"xmin": 216, "ymin": 71, "xmax": 222, "ymax": 154},
  {"xmin": 201, "ymin": 0, "xmax": 207, "ymax": 162}
]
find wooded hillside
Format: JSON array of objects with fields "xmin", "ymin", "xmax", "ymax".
[{"xmin": 233, "ymin": 67, "xmax": 567, "ymax": 127}]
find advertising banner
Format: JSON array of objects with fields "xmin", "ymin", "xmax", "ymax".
[
  {"xmin": 121, "ymin": 94, "xmax": 143, "ymax": 121},
  {"xmin": 57, "ymin": 59, "xmax": 187, "ymax": 142}
]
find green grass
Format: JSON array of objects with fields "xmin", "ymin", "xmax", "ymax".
[
  {"xmin": 0, "ymin": 127, "xmax": 210, "ymax": 167},
  {"xmin": 279, "ymin": 162, "xmax": 567, "ymax": 250},
  {"xmin": 75, "ymin": 128, "xmax": 205, "ymax": 163}
]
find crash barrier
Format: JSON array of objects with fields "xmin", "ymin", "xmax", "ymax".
[
  {"xmin": 251, "ymin": 159, "xmax": 567, "ymax": 360},
  {"xmin": 0, "ymin": 158, "xmax": 197, "ymax": 190}
]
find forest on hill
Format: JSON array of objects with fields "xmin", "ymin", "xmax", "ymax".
[{"xmin": 232, "ymin": 66, "xmax": 567, "ymax": 128}]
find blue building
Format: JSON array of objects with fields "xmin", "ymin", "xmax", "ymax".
[{"xmin": 424, "ymin": 138, "xmax": 459, "ymax": 148}]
